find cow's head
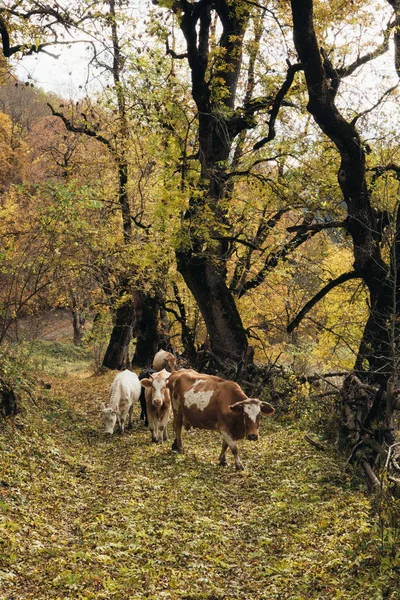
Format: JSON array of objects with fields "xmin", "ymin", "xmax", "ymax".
[
  {"xmin": 101, "ymin": 403, "xmax": 117, "ymax": 434},
  {"xmin": 165, "ymin": 355, "xmax": 177, "ymax": 373},
  {"xmin": 229, "ymin": 399, "xmax": 274, "ymax": 440},
  {"xmin": 141, "ymin": 369, "xmax": 171, "ymax": 407}
]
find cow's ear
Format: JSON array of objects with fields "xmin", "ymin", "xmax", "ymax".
[
  {"xmin": 260, "ymin": 401, "xmax": 275, "ymax": 415},
  {"xmin": 141, "ymin": 378, "xmax": 152, "ymax": 388},
  {"xmin": 101, "ymin": 403, "xmax": 107, "ymax": 411},
  {"xmin": 230, "ymin": 401, "xmax": 245, "ymax": 412}
]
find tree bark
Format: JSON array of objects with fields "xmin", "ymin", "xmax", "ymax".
[
  {"xmin": 177, "ymin": 250, "xmax": 248, "ymax": 368},
  {"xmin": 70, "ymin": 291, "xmax": 85, "ymax": 346},
  {"xmin": 102, "ymin": 283, "xmax": 135, "ymax": 370},
  {"xmin": 290, "ymin": 0, "xmax": 398, "ymax": 485},
  {"xmin": 169, "ymin": 0, "xmax": 251, "ymax": 372},
  {"xmin": 290, "ymin": 0, "xmax": 393, "ymax": 384},
  {"xmin": 131, "ymin": 291, "xmax": 160, "ymax": 368}
]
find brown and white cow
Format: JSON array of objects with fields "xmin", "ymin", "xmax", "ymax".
[
  {"xmin": 140, "ymin": 369, "xmax": 172, "ymax": 443},
  {"xmin": 153, "ymin": 349, "xmax": 176, "ymax": 373},
  {"xmin": 167, "ymin": 369, "xmax": 274, "ymax": 470}
]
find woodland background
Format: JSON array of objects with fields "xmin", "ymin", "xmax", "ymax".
[{"xmin": 1, "ymin": 1, "xmax": 400, "ymax": 597}]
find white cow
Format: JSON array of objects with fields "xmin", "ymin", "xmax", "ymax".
[{"xmin": 101, "ymin": 370, "xmax": 141, "ymax": 434}]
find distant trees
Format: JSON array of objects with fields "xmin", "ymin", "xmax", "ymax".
[{"xmin": 2, "ymin": 1, "xmax": 400, "ymax": 384}]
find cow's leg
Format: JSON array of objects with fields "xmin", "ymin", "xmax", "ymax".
[
  {"xmin": 150, "ymin": 423, "xmax": 159, "ymax": 443},
  {"xmin": 153, "ymin": 420, "xmax": 160, "ymax": 443},
  {"xmin": 147, "ymin": 413, "xmax": 158, "ymax": 443},
  {"xmin": 117, "ymin": 413, "xmax": 123, "ymax": 433},
  {"xmin": 221, "ymin": 431, "xmax": 244, "ymax": 471},
  {"xmin": 127, "ymin": 403, "xmax": 134, "ymax": 430},
  {"xmin": 140, "ymin": 391, "xmax": 148, "ymax": 426},
  {"xmin": 219, "ymin": 440, "xmax": 229, "ymax": 466},
  {"xmin": 162, "ymin": 425, "xmax": 168, "ymax": 441},
  {"xmin": 122, "ymin": 408, "xmax": 130, "ymax": 434},
  {"xmin": 172, "ymin": 409, "xmax": 184, "ymax": 453}
]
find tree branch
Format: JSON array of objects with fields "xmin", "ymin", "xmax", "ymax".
[
  {"xmin": 47, "ymin": 103, "xmax": 114, "ymax": 154},
  {"xmin": 166, "ymin": 39, "xmax": 188, "ymax": 60},
  {"xmin": 253, "ymin": 62, "xmax": 302, "ymax": 150},
  {"xmin": 287, "ymin": 270, "xmax": 359, "ymax": 333},
  {"xmin": 368, "ymin": 162, "xmax": 400, "ymax": 185},
  {"xmin": 227, "ymin": 154, "xmax": 296, "ymax": 180},
  {"xmin": 336, "ymin": 17, "xmax": 393, "ymax": 79},
  {"xmin": 236, "ymin": 216, "xmax": 317, "ymax": 298},
  {"xmin": 351, "ymin": 83, "xmax": 399, "ymax": 127},
  {"xmin": 230, "ymin": 209, "xmax": 287, "ymax": 294},
  {"xmin": 286, "ymin": 219, "xmax": 348, "ymax": 233}
]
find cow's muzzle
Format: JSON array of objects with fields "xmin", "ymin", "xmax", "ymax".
[{"xmin": 247, "ymin": 433, "xmax": 258, "ymax": 441}]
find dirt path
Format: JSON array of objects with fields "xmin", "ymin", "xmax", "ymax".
[{"xmin": 0, "ymin": 372, "xmax": 396, "ymax": 599}]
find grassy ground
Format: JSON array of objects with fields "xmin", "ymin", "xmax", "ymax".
[
  {"xmin": 0, "ymin": 370, "xmax": 399, "ymax": 600},
  {"xmin": 26, "ymin": 340, "xmax": 94, "ymax": 375}
]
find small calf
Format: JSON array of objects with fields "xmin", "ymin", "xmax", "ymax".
[
  {"xmin": 140, "ymin": 369, "xmax": 171, "ymax": 443},
  {"xmin": 102, "ymin": 369, "xmax": 141, "ymax": 434},
  {"xmin": 153, "ymin": 349, "xmax": 176, "ymax": 373}
]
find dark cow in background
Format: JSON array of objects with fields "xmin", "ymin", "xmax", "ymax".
[
  {"xmin": 138, "ymin": 368, "xmax": 156, "ymax": 427},
  {"xmin": 167, "ymin": 369, "xmax": 274, "ymax": 470},
  {"xmin": 140, "ymin": 369, "xmax": 171, "ymax": 443},
  {"xmin": 153, "ymin": 349, "xmax": 176, "ymax": 373}
]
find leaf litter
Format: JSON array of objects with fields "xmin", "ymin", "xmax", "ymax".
[{"xmin": 0, "ymin": 371, "xmax": 398, "ymax": 599}]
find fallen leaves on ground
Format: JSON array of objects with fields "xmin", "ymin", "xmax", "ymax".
[{"xmin": 0, "ymin": 371, "xmax": 398, "ymax": 599}]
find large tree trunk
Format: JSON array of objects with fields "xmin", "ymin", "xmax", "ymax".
[
  {"xmin": 102, "ymin": 286, "xmax": 135, "ymax": 370},
  {"xmin": 131, "ymin": 291, "xmax": 160, "ymax": 368},
  {"xmin": 177, "ymin": 250, "xmax": 248, "ymax": 371},
  {"xmin": 290, "ymin": 0, "xmax": 398, "ymax": 484},
  {"xmin": 290, "ymin": 0, "xmax": 393, "ymax": 383},
  {"xmin": 167, "ymin": 0, "xmax": 251, "ymax": 374}
]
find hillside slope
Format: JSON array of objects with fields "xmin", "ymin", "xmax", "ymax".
[{"xmin": 0, "ymin": 372, "xmax": 397, "ymax": 599}]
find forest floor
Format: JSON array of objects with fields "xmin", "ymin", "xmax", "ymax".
[{"xmin": 0, "ymin": 368, "xmax": 399, "ymax": 600}]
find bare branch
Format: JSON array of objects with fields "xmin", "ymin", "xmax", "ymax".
[
  {"xmin": 287, "ymin": 270, "xmax": 359, "ymax": 333},
  {"xmin": 286, "ymin": 219, "xmax": 348, "ymax": 233},
  {"xmin": 351, "ymin": 83, "xmax": 399, "ymax": 126},
  {"xmin": 368, "ymin": 162, "xmax": 400, "ymax": 185},
  {"xmin": 230, "ymin": 209, "xmax": 287, "ymax": 294},
  {"xmin": 253, "ymin": 62, "xmax": 302, "ymax": 150},
  {"xmin": 236, "ymin": 216, "xmax": 318, "ymax": 298},
  {"xmin": 227, "ymin": 154, "xmax": 296, "ymax": 179},
  {"xmin": 166, "ymin": 39, "xmax": 188, "ymax": 60},
  {"xmin": 304, "ymin": 434, "xmax": 326, "ymax": 450},
  {"xmin": 211, "ymin": 235, "xmax": 259, "ymax": 250},
  {"xmin": 337, "ymin": 17, "xmax": 393, "ymax": 79},
  {"xmin": 47, "ymin": 103, "xmax": 114, "ymax": 154}
]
